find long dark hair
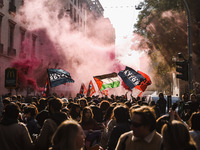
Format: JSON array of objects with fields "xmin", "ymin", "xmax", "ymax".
[{"xmin": 80, "ymin": 106, "xmax": 94, "ymax": 123}]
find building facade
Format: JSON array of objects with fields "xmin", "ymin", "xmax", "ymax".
[{"xmin": 0, "ymin": 0, "xmax": 40, "ymax": 95}]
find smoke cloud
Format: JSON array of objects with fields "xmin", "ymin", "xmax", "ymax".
[{"xmin": 12, "ymin": 0, "xmax": 152, "ymax": 97}]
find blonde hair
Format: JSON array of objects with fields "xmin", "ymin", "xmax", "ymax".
[
  {"xmin": 51, "ymin": 120, "xmax": 81, "ymax": 150},
  {"xmin": 161, "ymin": 120, "xmax": 196, "ymax": 150}
]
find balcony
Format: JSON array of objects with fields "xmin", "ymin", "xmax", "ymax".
[
  {"xmin": 0, "ymin": 0, "xmax": 3, "ymax": 8},
  {"xmin": 7, "ymin": 47, "xmax": 16, "ymax": 56},
  {"xmin": 8, "ymin": 2, "xmax": 16, "ymax": 14},
  {"xmin": 0, "ymin": 43, "xmax": 3, "ymax": 54}
]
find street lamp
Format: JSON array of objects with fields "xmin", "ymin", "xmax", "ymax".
[{"xmin": 182, "ymin": 0, "xmax": 193, "ymax": 93}]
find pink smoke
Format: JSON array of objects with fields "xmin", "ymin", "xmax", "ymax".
[{"xmin": 11, "ymin": 0, "xmax": 152, "ymax": 97}]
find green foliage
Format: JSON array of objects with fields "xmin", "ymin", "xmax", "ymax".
[{"xmin": 134, "ymin": 0, "xmax": 200, "ymax": 93}]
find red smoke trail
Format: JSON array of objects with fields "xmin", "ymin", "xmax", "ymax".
[
  {"xmin": 11, "ymin": 38, "xmax": 44, "ymax": 92},
  {"xmin": 11, "ymin": 58, "xmax": 43, "ymax": 92}
]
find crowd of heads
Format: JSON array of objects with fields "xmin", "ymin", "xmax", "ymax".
[{"xmin": 0, "ymin": 92, "xmax": 199, "ymax": 150}]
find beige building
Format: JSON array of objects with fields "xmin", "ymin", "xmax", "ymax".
[{"xmin": 0, "ymin": 0, "xmax": 40, "ymax": 95}]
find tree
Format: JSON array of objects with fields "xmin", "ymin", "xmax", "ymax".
[{"xmin": 134, "ymin": 0, "xmax": 200, "ymax": 93}]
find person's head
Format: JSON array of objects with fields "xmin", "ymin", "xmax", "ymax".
[
  {"xmin": 4, "ymin": 102, "xmax": 20, "ymax": 119},
  {"xmin": 189, "ymin": 112, "xmax": 200, "ymax": 131},
  {"xmin": 104, "ymin": 105, "xmax": 115, "ymax": 121},
  {"xmin": 11, "ymin": 95, "xmax": 17, "ymax": 101},
  {"xmin": 69, "ymin": 103, "xmax": 81, "ymax": 120},
  {"xmin": 159, "ymin": 93, "xmax": 164, "ymax": 99},
  {"xmin": 182, "ymin": 93, "xmax": 189, "ymax": 102},
  {"xmin": 39, "ymin": 98, "xmax": 47, "ymax": 106},
  {"xmin": 78, "ymin": 98, "xmax": 88, "ymax": 109},
  {"xmin": 150, "ymin": 100, "xmax": 156, "ymax": 106},
  {"xmin": 48, "ymin": 98, "xmax": 63, "ymax": 113},
  {"xmin": 161, "ymin": 120, "xmax": 196, "ymax": 150},
  {"xmin": 24, "ymin": 105, "xmax": 38, "ymax": 119},
  {"xmin": 130, "ymin": 106, "xmax": 156, "ymax": 138},
  {"xmin": 17, "ymin": 95, "xmax": 22, "ymax": 101},
  {"xmin": 70, "ymin": 103, "xmax": 81, "ymax": 114},
  {"xmin": 3, "ymin": 98, "xmax": 11, "ymax": 110},
  {"xmin": 113, "ymin": 104, "xmax": 130, "ymax": 124},
  {"xmin": 90, "ymin": 105, "xmax": 103, "ymax": 123},
  {"xmin": 51, "ymin": 120, "xmax": 85, "ymax": 150},
  {"xmin": 99, "ymin": 100, "xmax": 110, "ymax": 115},
  {"xmin": 156, "ymin": 115, "xmax": 170, "ymax": 134},
  {"xmin": 190, "ymin": 93, "xmax": 197, "ymax": 102},
  {"xmin": 81, "ymin": 106, "xmax": 93, "ymax": 122}
]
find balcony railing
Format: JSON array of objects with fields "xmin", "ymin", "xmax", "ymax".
[
  {"xmin": 0, "ymin": 43, "xmax": 3, "ymax": 54},
  {"xmin": 7, "ymin": 47, "xmax": 16, "ymax": 56},
  {"xmin": 8, "ymin": 2, "xmax": 16, "ymax": 14}
]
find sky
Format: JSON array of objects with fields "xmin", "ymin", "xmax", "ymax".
[
  {"xmin": 99, "ymin": 0, "xmax": 149, "ymax": 71},
  {"xmin": 99, "ymin": 0, "xmax": 142, "ymax": 40}
]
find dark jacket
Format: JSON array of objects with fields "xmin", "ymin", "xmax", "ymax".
[{"xmin": 107, "ymin": 123, "xmax": 131, "ymax": 150}]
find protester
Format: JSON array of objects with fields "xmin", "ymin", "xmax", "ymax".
[
  {"xmin": 35, "ymin": 97, "xmax": 68, "ymax": 150},
  {"xmin": 0, "ymin": 102, "xmax": 34, "ymax": 150},
  {"xmin": 80, "ymin": 106, "xmax": 102, "ymax": 149},
  {"xmin": 2, "ymin": 90, "xmax": 200, "ymax": 150},
  {"xmin": 78, "ymin": 97, "xmax": 88, "ymax": 110},
  {"xmin": 187, "ymin": 94, "xmax": 199, "ymax": 115},
  {"xmin": 90, "ymin": 105, "xmax": 103, "ymax": 123},
  {"xmin": 150, "ymin": 100, "xmax": 161, "ymax": 119},
  {"xmin": 2, "ymin": 97, "xmax": 11, "ymax": 111},
  {"xmin": 23, "ymin": 104, "xmax": 40, "ymax": 140},
  {"xmin": 107, "ymin": 104, "xmax": 131, "ymax": 150},
  {"xmin": 100, "ymin": 113, "xmax": 116, "ymax": 149},
  {"xmin": 37, "ymin": 98, "xmax": 47, "ymax": 112},
  {"xmin": 99, "ymin": 100, "xmax": 111, "ymax": 120},
  {"xmin": 103, "ymin": 105, "xmax": 115, "ymax": 126},
  {"xmin": 49, "ymin": 120, "xmax": 86, "ymax": 150},
  {"xmin": 156, "ymin": 93, "xmax": 166, "ymax": 115},
  {"xmin": 156, "ymin": 105, "xmax": 186, "ymax": 134},
  {"xmin": 161, "ymin": 120, "xmax": 196, "ymax": 150},
  {"xmin": 80, "ymin": 106, "xmax": 101, "ymax": 131},
  {"xmin": 100, "ymin": 105, "xmax": 115, "ymax": 149},
  {"xmin": 115, "ymin": 106, "xmax": 162, "ymax": 150},
  {"xmin": 189, "ymin": 112, "xmax": 200, "ymax": 150},
  {"xmin": 69, "ymin": 103, "xmax": 81, "ymax": 122}
]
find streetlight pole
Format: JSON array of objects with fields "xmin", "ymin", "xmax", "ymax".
[{"xmin": 182, "ymin": 0, "xmax": 193, "ymax": 93}]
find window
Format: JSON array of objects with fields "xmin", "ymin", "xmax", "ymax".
[
  {"xmin": 0, "ymin": 13, "xmax": 3, "ymax": 54},
  {"xmin": 0, "ymin": 0, "xmax": 3, "ymax": 8},
  {"xmin": 9, "ymin": 0, "xmax": 16, "ymax": 14},
  {"xmin": 70, "ymin": 4, "xmax": 73, "ymax": 19},
  {"xmin": 0, "ymin": 13, "xmax": 4, "ymax": 43},
  {"xmin": 20, "ymin": 27, "xmax": 26, "ymax": 51},
  {"xmin": 74, "ymin": 8, "xmax": 76, "ymax": 22},
  {"xmin": 8, "ymin": 19, "xmax": 16, "ymax": 56}
]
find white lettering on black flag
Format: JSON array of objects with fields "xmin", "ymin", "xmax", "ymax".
[
  {"xmin": 118, "ymin": 66, "xmax": 145, "ymax": 90},
  {"xmin": 47, "ymin": 69, "xmax": 74, "ymax": 87}
]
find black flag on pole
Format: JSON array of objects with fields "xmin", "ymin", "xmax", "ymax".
[{"xmin": 47, "ymin": 68, "xmax": 74, "ymax": 87}]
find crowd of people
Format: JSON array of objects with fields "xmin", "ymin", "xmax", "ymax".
[{"xmin": 0, "ymin": 92, "xmax": 199, "ymax": 150}]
